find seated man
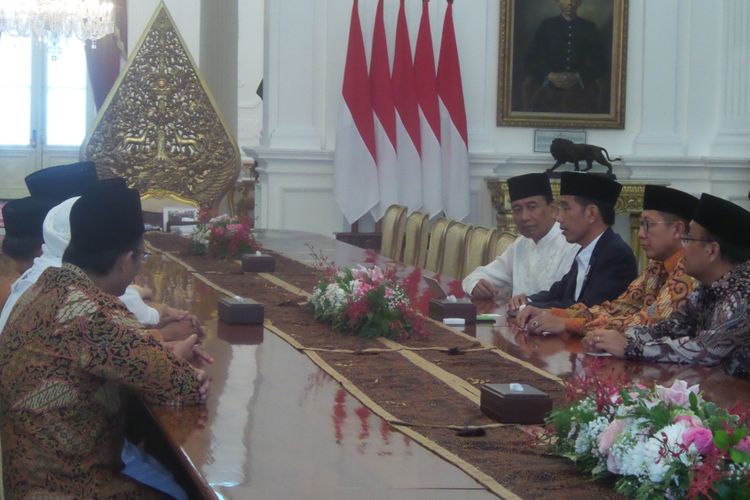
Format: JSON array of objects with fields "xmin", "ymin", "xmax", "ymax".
[
  {"xmin": 0, "ymin": 182, "xmax": 210, "ymax": 498},
  {"xmin": 511, "ymin": 172, "xmax": 637, "ymax": 315},
  {"xmin": 462, "ymin": 172, "xmax": 579, "ymax": 298},
  {"xmin": 1, "ymin": 161, "xmax": 98, "ymax": 311},
  {"xmin": 585, "ymin": 194, "xmax": 750, "ymax": 379},
  {"xmin": 0, "ymin": 197, "xmax": 54, "ymax": 309},
  {"xmin": 0, "ymin": 190, "xmax": 201, "ymax": 343},
  {"xmin": 524, "ymin": 185, "xmax": 699, "ymax": 335}
]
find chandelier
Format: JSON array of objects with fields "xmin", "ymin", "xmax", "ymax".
[{"xmin": 0, "ymin": 0, "xmax": 115, "ymax": 46}]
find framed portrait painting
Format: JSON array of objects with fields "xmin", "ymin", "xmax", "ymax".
[{"xmin": 497, "ymin": 0, "xmax": 628, "ymax": 129}]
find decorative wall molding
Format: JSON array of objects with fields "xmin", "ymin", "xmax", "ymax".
[{"xmin": 711, "ymin": 0, "xmax": 750, "ymax": 155}]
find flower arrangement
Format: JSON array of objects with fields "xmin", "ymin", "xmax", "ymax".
[
  {"xmin": 545, "ymin": 376, "xmax": 750, "ymax": 499},
  {"xmin": 309, "ymin": 263, "xmax": 426, "ymax": 340},
  {"xmin": 191, "ymin": 206, "xmax": 257, "ymax": 259}
]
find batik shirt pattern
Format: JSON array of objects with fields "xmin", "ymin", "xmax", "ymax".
[
  {"xmin": 553, "ymin": 251, "xmax": 697, "ymax": 333},
  {"xmin": 0, "ymin": 264, "xmax": 202, "ymax": 498},
  {"xmin": 624, "ymin": 261, "xmax": 750, "ymax": 379}
]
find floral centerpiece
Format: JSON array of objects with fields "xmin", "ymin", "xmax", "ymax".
[
  {"xmin": 545, "ymin": 376, "xmax": 750, "ymax": 499},
  {"xmin": 308, "ymin": 264, "xmax": 426, "ymax": 340},
  {"xmin": 190, "ymin": 206, "xmax": 257, "ymax": 259}
]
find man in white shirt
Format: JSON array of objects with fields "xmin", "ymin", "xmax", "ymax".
[{"xmin": 463, "ymin": 173, "xmax": 578, "ymax": 298}]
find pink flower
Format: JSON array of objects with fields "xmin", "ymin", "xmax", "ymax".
[
  {"xmin": 655, "ymin": 380, "xmax": 700, "ymax": 406},
  {"xmin": 673, "ymin": 414, "xmax": 703, "ymax": 427},
  {"xmin": 737, "ymin": 437, "xmax": 750, "ymax": 454},
  {"xmin": 598, "ymin": 418, "xmax": 627, "ymax": 456},
  {"xmin": 682, "ymin": 426, "xmax": 714, "ymax": 454}
]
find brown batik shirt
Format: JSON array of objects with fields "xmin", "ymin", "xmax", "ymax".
[
  {"xmin": 624, "ymin": 261, "xmax": 750, "ymax": 379},
  {"xmin": 0, "ymin": 263, "xmax": 203, "ymax": 498}
]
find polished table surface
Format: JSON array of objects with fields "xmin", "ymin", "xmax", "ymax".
[{"xmin": 2, "ymin": 230, "xmax": 750, "ymax": 499}]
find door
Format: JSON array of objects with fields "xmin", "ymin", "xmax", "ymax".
[{"xmin": 0, "ymin": 34, "xmax": 93, "ymax": 199}]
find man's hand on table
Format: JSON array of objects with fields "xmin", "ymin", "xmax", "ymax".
[
  {"xmin": 583, "ymin": 329, "xmax": 626, "ymax": 357},
  {"xmin": 515, "ymin": 304, "xmax": 542, "ymax": 327},
  {"xmin": 506, "ymin": 294, "xmax": 529, "ymax": 316},
  {"xmin": 471, "ymin": 279, "xmax": 498, "ymax": 299},
  {"xmin": 526, "ymin": 311, "xmax": 567, "ymax": 335},
  {"xmin": 166, "ymin": 334, "xmax": 215, "ymax": 365}
]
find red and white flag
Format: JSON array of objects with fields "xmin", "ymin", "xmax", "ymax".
[
  {"xmin": 392, "ymin": 0, "xmax": 423, "ymax": 212},
  {"xmin": 334, "ymin": 0, "xmax": 380, "ymax": 225},
  {"xmin": 369, "ymin": 0, "xmax": 398, "ymax": 221},
  {"xmin": 437, "ymin": 0, "xmax": 469, "ymax": 221},
  {"xmin": 414, "ymin": 0, "xmax": 443, "ymax": 217}
]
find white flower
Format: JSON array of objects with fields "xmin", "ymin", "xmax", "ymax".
[{"xmin": 574, "ymin": 416, "xmax": 609, "ymax": 456}]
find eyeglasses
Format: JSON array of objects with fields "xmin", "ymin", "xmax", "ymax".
[
  {"xmin": 639, "ymin": 220, "xmax": 673, "ymax": 232},
  {"xmin": 681, "ymin": 235, "xmax": 714, "ymax": 246},
  {"xmin": 135, "ymin": 249, "xmax": 152, "ymax": 262}
]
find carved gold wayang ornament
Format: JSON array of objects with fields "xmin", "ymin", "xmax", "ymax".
[{"xmin": 81, "ymin": 2, "xmax": 239, "ymax": 207}]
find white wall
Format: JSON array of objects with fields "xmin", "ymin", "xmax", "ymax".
[{"xmin": 253, "ymin": 0, "xmax": 750, "ymax": 237}]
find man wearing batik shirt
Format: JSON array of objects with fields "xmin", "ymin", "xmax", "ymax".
[
  {"xmin": 585, "ymin": 194, "xmax": 750, "ymax": 379},
  {"xmin": 0, "ymin": 182, "xmax": 210, "ymax": 498},
  {"xmin": 463, "ymin": 173, "xmax": 579, "ymax": 298},
  {"xmin": 523, "ymin": 185, "xmax": 699, "ymax": 335}
]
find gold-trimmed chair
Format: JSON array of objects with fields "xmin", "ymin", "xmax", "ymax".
[
  {"xmin": 424, "ymin": 218, "xmax": 453, "ymax": 273},
  {"xmin": 402, "ymin": 211, "xmax": 430, "ymax": 267},
  {"xmin": 462, "ymin": 226, "xmax": 493, "ymax": 279},
  {"xmin": 487, "ymin": 229, "xmax": 517, "ymax": 265},
  {"xmin": 440, "ymin": 222, "xmax": 472, "ymax": 279},
  {"xmin": 380, "ymin": 204, "xmax": 407, "ymax": 260}
]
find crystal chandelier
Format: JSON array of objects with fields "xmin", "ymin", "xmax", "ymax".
[{"xmin": 0, "ymin": 0, "xmax": 115, "ymax": 47}]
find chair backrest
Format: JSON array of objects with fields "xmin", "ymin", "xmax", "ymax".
[
  {"xmin": 487, "ymin": 230, "xmax": 517, "ymax": 264},
  {"xmin": 379, "ymin": 205, "xmax": 407, "ymax": 259},
  {"xmin": 440, "ymin": 222, "xmax": 472, "ymax": 279},
  {"xmin": 462, "ymin": 226, "xmax": 493, "ymax": 279},
  {"xmin": 424, "ymin": 218, "xmax": 453, "ymax": 273},
  {"xmin": 402, "ymin": 211, "xmax": 430, "ymax": 267}
]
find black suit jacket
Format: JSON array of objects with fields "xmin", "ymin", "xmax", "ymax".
[{"xmin": 528, "ymin": 227, "xmax": 637, "ymax": 309}]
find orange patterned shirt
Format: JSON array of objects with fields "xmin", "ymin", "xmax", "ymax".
[
  {"xmin": 0, "ymin": 264, "xmax": 202, "ymax": 499},
  {"xmin": 551, "ymin": 250, "xmax": 698, "ymax": 334}
]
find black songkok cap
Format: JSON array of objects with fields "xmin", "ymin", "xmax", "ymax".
[
  {"xmin": 643, "ymin": 185, "xmax": 699, "ymax": 221},
  {"xmin": 1, "ymin": 197, "xmax": 54, "ymax": 258},
  {"xmin": 25, "ymin": 161, "xmax": 99, "ymax": 204},
  {"xmin": 507, "ymin": 173, "xmax": 553, "ymax": 202},
  {"xmin": 2, "ymin": 197, "xmax": 54, "ymax": 239},
  {"xmin": 69, "ymin": 181, "xmax": 144, "ymax": 254},
  {"xmin": 560, "ymin": 172, "xmax": 622, "ymax": 206},
  {"xmin": 692, "ymin": 193, "xmax": 750, "ymax": 249}
]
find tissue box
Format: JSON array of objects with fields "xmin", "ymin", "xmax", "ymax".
[
  {"xmin": 217, "ymin": 296, "xmax": 264, "ymax": 325},
  {"xmin": 428, "ymin": 299, "xmax": 476, "ymax": 324},
  {"xmin": 479, "ymin": 383, "xmax": 552, "ymax": 424},
  {"xmin": 241, "ymin": 253, "xmax": 275, "ymax": 272},
  {"xmin": 217, "ymin": 322, "xmax": 264, "ymax": 345}
]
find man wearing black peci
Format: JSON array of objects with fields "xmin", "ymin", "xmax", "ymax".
[{"xmin": 512, "ymin": 172, "xmax": 637, "ymax": 324}]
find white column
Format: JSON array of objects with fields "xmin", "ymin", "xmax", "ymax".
[
  {"xmin": 261, "ymin": 0, "xmax": 327, "ymax": 150},
  {"xmin": 711, "ymin": 0, "xmax": 750, "ymax": 156},
  {"xmin": 633, "ymin": 0, "xmax": 689, "ymax": 155},
  {"xmin": 200, "ymin": 0, "xmax": 238, "ymax": 136}
]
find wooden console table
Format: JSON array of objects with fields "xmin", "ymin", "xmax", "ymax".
[{"xmin": 486, "ymin": 178, "xmax": 665, "ymax": 270}]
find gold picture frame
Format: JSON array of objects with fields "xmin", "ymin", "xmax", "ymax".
[{"xmin": 497, "ymin": 0, "xmax": 628, "ymax": 129}]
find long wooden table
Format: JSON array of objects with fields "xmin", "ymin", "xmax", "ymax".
[{"xmin": 4, "ymin": 231, "xmax": 749, "ymax": 499}]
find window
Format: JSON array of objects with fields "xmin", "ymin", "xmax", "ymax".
[{"xmin": 0, "ymin": 34, "xmax": 89, "ymax": 147}]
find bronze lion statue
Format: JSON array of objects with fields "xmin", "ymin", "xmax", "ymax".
[{"xmin": 548, "ymin": 138, "xmax": 620, "ymax": 177}]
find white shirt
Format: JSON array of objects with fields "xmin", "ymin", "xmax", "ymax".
[
  {"xmin": 573, "ymin": 231, "xmax": 604, "ymax": 301},
  {"xmin": 0, "ymin": 197, "xmax": 160, "ymax": 334},
  {"xmin": 462, "ymin": 222, "xmax": 579, "ymax": 298}
]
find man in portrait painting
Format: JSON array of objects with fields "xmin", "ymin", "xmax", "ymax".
[{"xmin": 520, "ymin": 0, "xmax": 609, "ymax": 114}]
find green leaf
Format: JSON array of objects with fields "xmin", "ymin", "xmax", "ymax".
[
  {"xmin": 731, "ymin": 448, "xmax": 750, "ymax": 465},
  {"xmin": 689, "ymin": 391, "xmax": 699, "ymax": 413},
  {"xmin": 714, "ymin": 429, "xmax": 730, "ymax": 451}
]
